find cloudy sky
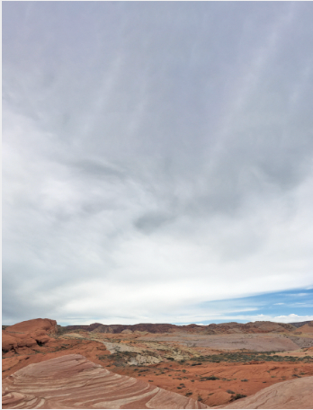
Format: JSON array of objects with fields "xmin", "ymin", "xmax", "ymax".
[{"xmin": 3, "ymin": 2, "xmax": 313, "ymax": 326}]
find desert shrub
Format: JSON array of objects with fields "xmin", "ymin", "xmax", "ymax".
[
  {"xmin": 231, "ymin": 393, "xmax": 247, "ymax": 401},
  {"xmin": 227, "ymin": 390, "xmax": 235, "ymax": 394},
  {"xmin": 201, "ymin": 375, "xmax": 219, "ymax": 380},
  {"xmin": 185, "ymin": 392, "xmax": 192, "ymax": 397},
  {"xmin": 241, "ymin": 379, "xmax": 248, "ymax": 382}
]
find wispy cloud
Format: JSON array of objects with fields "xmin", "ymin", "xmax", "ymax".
[{"xmin": 3, "ymin": 2, "xmax": 313, "ymax": 325}]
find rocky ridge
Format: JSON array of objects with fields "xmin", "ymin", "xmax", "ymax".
[{"xmin": 61, "ymin": 321, "xmax": 297, "ymax": 335}]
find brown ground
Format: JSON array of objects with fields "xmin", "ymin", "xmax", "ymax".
[{"xmin": 2, "ymin": 319, "xmax": 313, "ymax": 408}]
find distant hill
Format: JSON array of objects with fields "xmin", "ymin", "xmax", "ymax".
[
  {"xmin": 289, "ymin": 320, "xmax": 313, "ymax": 328},
  {"xmin": 60, "ymin": 320, "xmax": 296, "ymax": 335}
]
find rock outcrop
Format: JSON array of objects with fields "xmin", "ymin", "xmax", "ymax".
[
  {"xmin": 4, "ymin": 318, "xmax": 57, "ymax": 335},
  {"xmin": 223, "ymin": 376, "xmax": 313, "ymax": 409},
  {"xmin": 2, "ymin": 354, "xmax": 207, "ymax": 409},
  {"xmin": 2, "ymin": 318, "xmax": 57, "ymax": 354}
]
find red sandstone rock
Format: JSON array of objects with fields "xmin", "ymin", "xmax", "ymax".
[
  {"xmin": 2, "ymin": 354, "xmax": 207, "ymax": 409},
  {"xmin": 2, "ymin": 334, "xmax": 18, "ymax": 352},
  {"xmin": 2, "ymin": 318, "xmax": 57, "ymax": 354},
  {"xmin": 5, "ymin": 318, "xmax": 57, "ymax": 335},
  {"xmin": 223, "ymin": 376, "xmax": 313, "ymax": 409}
]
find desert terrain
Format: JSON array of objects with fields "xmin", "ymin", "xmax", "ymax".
[{"xmin": 2, "ymin": 318, "xmax": 313, "ymax": 408}]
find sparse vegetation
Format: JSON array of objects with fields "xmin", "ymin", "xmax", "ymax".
[
  {"xmin": 190, "ymin": 352, "xmax": 313, "ymax": 363},
  {"xmin": 201, "ymin": 375, "xmax": 220, "ymax": 380},
  {"xmin": 231, "ymin": 393, "xmax": 247, "ymax": 401}
]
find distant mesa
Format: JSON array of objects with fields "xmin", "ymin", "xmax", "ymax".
[
  {"xmin": 295, "ymin": 322, "xmax": 313, "ymax": 334},
  {"xmin": 6, "ymin": 318, "xmax": 308, "ymax": 336},
  {"xmin": 60, "ymin": 320, "xmax": 297, "ymax": 335},
  {"xmin": 2, "ymin": 354, "xmax": 207, "ymax": 409},
  {"xmin": 289, "ymin": 320, "xmax": 313, "ymax": 328}
]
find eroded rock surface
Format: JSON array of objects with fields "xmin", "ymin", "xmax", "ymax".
[
  {"xmin": 4, "ymin": 318, "xmax": 57, "ymax": 335},
  {"xmin": 223, "ymin": 375, "xmax": 313, "ymax": 409},
  {"xmin": 2, "ymin": 354, "xmax": 207, "ymax": 409},
  {"xmin": 2, "ymin": 318, "xmax": 57, "ymax": 355}
]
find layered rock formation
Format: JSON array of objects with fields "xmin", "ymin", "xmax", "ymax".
[
  {"xmin": 223, "ymin": 376, "xmax": 313, "ymax": 409},
  {"xmin": 2, "ymin": 354, "xmax": 207, "ymax": 409},
  {"xmin": 296, "ymin": 321, "xmax": 313, "ymax": 334},
  {"xmin": 61, "ymin": 321, "xmax": 296, "ymax": 335}
]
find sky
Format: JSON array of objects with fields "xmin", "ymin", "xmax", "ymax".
[{"xmin": 2, "ymin": 2, "xmax": 313, "ymax": 326}]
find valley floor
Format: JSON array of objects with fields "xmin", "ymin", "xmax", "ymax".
[{"xmin": 3, "ymin": 320, "xmax": 313, "ymax": 407}]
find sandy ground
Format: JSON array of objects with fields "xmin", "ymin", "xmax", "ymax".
[{"xmin": 140, "ymin": 332, "xmax": 310, "ymax": 351}]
